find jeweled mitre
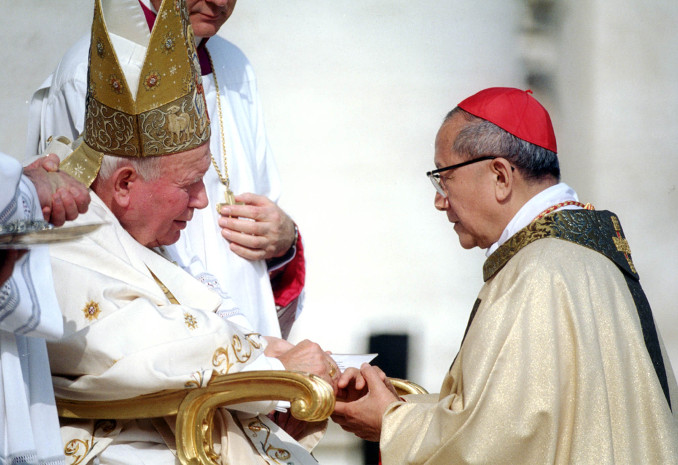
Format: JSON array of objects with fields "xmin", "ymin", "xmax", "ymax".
[{"xmin": 61, "ymin": 0, "xmax": 210, "ymax": 186}]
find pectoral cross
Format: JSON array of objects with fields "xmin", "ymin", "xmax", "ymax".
[
  {"xmin": 216, "ymin": 188, "xmax": 243, "ymax": 214},
  {"xmin": 216, "ymin": 188, "xmax": 237, "ymax": 213}
]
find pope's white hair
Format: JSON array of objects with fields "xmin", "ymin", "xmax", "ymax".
[{"xmin": 97, "ymin": 154, "xmax": 163, "ymax": 182}]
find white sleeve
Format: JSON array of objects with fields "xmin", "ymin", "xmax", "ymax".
[
  {"xmin": 25, "ymin": 38, "xmax": 89, "ymax": 157},
  {"xmin": 0, "ymin": 154, "xmax": 63, "ymax": 340},
  {"xmin": 47, "ymin": 257, "xmax": 274, "ymax": 403}
]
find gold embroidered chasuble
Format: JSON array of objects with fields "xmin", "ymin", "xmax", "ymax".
[
  {"xmin": 46, "ymin": 193, "xmax": 323, "ymax": 464},
  {"xmin": 380, "ymin": 210, "xmax": 678, "ymax": 465}
]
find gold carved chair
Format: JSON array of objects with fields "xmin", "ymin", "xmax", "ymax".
[
  {"xmin": 57, "ymin": 370, "xmax": 335, "ymax": 465},
  {"xmin": 56, "ymin": 371, "xmax": 427, "ymax": 465},
  {"xmin": 390, "ymin": 378, "xmax": 429, "ymax": 396}
]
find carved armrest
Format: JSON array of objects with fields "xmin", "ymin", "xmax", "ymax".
[
  {"xmin": 389, "ymin": 378, "xmax": 428, "ymax": 396},
  {"xmin": 57, "ymin": 370, "xmax": 335, "ymax": 465}
]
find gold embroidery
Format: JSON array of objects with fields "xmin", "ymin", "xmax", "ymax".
[
  {"xmin": 484, "ymin": 210, "xmax": 638, "ymax": 281},
  {"xmin": 64, "ymin": 421, "xmax": 117, "ymax": 465},
  {"xmin": 245, "ymin": 332, "xmax": 263, "ymax": 350},
  {"xmin": 483, "ymin": 217, "xmax": 557, "ymax": 280},
  {"xmin": 59, "ymin": 141, "xmax": 107, "ymax": 188},
  {"xmin": 247, "ymin": 418, "xmax": 292, "ymax": 464},
  {"xmin": 166, "ymin": 105, "xmax": 191, "ymax": 144},
  {"xmin": 161, "ymin": 32, "xmax": 176, "ymax": 53},
  {"xmin": 143, "ymin": 71, "xmax": 161, "ymax": 90},
  {"xmin": 82, "ymin": 300, "xmax": 101, "ymax": 321},
  {"xmin": 185, "ymin": 370, "xmax": 205, "ymax": 389},
  {"xmin": 149, "ymin": 269, "xmax": 179, "ymax": 304},
  {"xmin": 212, "ymin": 333, "xmax": 262, "ymax": 374},
  {"xmin": 64, "ymin": 439, "xmax": 91, "ymax": 465},
  {"xmin": 60, "ymin": 0, "xmax": 211, "ymax": 187},
  {"xmin": 109, "ymin": 75, "xmax": 123, "ymax": 94},
  {"xmin": 612, "ymin": 236, "xmax": 631, "ymax": 253},
  {"xmin": 83, "ymin": 98, "xmax": 138, "ymax": 157},
  {"xmin": 95, "ymin": 39, "xmax": 105, "ymax": 58},
  {"xmin": 84, "ymin": 90, "xmax": 212, "ymax": 157},
  {"xmin": 71, "ymin": 163, "xmax": 85, "ymax": 178},
  {"xmin": 184, "ymin": 312, "xmax": 198, "ymax": 330},
  {"xmin": 611, "ymin": 215, "xmax": 636, "ymax": 273}
]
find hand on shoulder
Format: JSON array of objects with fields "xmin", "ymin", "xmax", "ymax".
[{"xmin": 23, "ymin": 153, "xmax": 90, "ymax": 226}]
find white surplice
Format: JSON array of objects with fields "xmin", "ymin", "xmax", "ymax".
[
  {"xmin": 47, "ymin": 191, "xmax": 323, "ymax": 464},
  {"xmin": 0, "ymin": 153, "xmax": 65, "ymax": 465}
]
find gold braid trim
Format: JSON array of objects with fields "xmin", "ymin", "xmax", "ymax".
[
  {"xmin": 246, "ymin": 418, "xmax": 292, "ymax": 463},
  {"xmin": 149, "ymin": 269, "xmax": 179, "ymax": 304},
  {"xmin": 64, "ymin": 439, "xmax": 91, "ymax": 465},
  {"xmin": 84, "ymin": 87, "xmax": 210, "ymax": 158},
  {"xmin": 483, "ymin": 209, "xmax": 637, "ymax": 281},
  {"xmin": 64, "ymin": 420, "xmax": 117, "ymax": 465},
  {"xmin": 212, "ymin": 333, "xmax": 264, "ymax": 374}
]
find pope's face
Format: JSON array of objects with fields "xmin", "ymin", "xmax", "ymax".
[
  {"xmin": 152, "ymin": 0, "xmax": 237, "ymax": 38},
  {"xmin": 122, "ymin": 143, "xmax": 210, "ymax": 248},
  {"xmin": 433, "ymin": 115, "xmax": 498, "ymax": 250}
]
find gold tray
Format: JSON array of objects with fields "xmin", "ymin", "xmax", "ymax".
[{"xmin": 0, "ymin": 223, "xmax": 104, "ymax": 249}]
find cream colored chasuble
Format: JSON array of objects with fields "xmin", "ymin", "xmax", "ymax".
[{"xmin": 380, "ymin": 210, "xmax": 678, "ymax": 465}]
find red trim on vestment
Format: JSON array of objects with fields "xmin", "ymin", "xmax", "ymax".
[
  {"xmin": 271, "ymin": 232, "xmax": 306, "ymax": 308},
  {"xmin": 138, "ymin": 1, "xmax": 156, "ymax": 29}
]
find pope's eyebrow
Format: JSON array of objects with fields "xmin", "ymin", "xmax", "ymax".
[
  {"xmin": 188, "ymin": 174, "xmax": 203, "ymax": 184},
  {"xmin": 176, "ymin": 172, "xmax": 204, "ymax": 187}
]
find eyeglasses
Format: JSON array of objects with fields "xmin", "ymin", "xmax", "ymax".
[{"xmin": 426, "ymin": 156, "xmax": 497, "ymax": 196}]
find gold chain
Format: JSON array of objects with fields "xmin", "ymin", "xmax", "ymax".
[{"xmin": 206, "ymin": 50, "xmax": 237, "ymax": 209}]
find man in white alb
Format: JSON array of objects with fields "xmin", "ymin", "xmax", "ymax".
[{"xmin": 1, "ymin": 151, "xmax": 89, "ymax": 465}]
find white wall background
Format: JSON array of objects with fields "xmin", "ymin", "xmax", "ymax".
[
  {"xmin": 1, "ymin": 1, "xmax": 677, "ymax": 464},
  {"xmin": 225, "ymin": 0, "xmax": 524, "ymax": 386},
  {"xmin": 556, "ymin": 0, "xmax": 678, "ymax": 370}
]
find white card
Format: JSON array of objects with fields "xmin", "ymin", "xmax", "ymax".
[{"xmin": 330, "ymin": 353, "xmax": 378, "ymax": 372}]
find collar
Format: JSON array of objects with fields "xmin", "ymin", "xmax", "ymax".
[{"xmin": 485, "ymin": 182, "xmax": 580, "ymax": 257}]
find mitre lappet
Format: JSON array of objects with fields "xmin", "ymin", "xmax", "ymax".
[{"xmin": 60, "ymin": 0, "xmax": 210, "ymax": 186}]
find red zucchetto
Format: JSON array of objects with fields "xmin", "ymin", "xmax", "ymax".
[{"xmin": 457, "ymin": 87, "xmax": 557, "ymax": 153}]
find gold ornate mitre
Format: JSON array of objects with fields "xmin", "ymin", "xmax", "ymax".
[{"xmin": 61, "ymin": 0, "xmax": 210, "ymax": 186}]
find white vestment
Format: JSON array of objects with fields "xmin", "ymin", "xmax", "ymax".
[
  {"xmin": 47, "ymin": 193, "xmax": 322, "ymax": 464},
  {"xmin": 26, "ymin": 19, "xmax": 298, "ymax": 338},
  {"xmin": 0, "ymin": 153, "xmax": 64, "ymax": 465}
]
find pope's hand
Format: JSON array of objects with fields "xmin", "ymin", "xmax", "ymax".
[
  {"xmin": 331, "ymin": 363, "xmax": 400, "ymax": 442},
  {"xmin": 23, "ymin": 154, "xmax": 90, "ymax": 227},
  {"xmin": 217, "ymin": 193, "xmax": 296, "ymax": 261},
  {"xmin": 263, "ymin": 336, "xmax": 295, "ymax": 358},
  {"xmin": 276, "ymin": 339, "xmax": 339, "ymax": 391}
]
